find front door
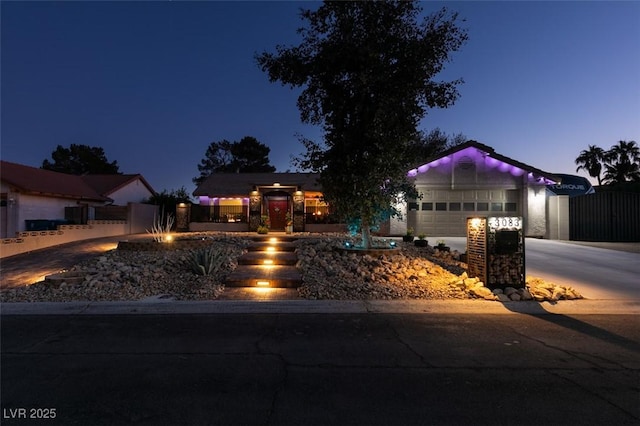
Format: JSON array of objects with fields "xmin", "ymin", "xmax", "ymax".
[{"xmin": 268, "ymin": 200, "xmax": 288, "ymax": 230}]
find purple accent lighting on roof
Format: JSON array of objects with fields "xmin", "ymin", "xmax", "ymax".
[
  {"xmin": 485, "ymin": 156, "xmax": 500, "ymax": 168},
  {"xmin": 199, "ymin": 196, "xmax": 210, "ymax": 205},
  {"xmin": 417, "ymin": 164, "xmax": 429, "ymax": 173}
]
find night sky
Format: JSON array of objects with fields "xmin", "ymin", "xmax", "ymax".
[{"xmin": 2, "ymin": 1, "xmax": 638, "ymax": 197}]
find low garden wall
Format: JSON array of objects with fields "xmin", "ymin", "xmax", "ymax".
[
  {"xmin": 0, "ymin": 221, "xmax": 128, "ymax": 259},
  {"xmin": 189, "ymin": 222, "xmax": 249, "ymax": 232}
]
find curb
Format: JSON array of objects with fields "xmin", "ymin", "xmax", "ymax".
[{"xmin": 2, "ymin": 298, "xmax": 639, "ymax": 316}]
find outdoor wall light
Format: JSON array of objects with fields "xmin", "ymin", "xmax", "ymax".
[{"xmin": 469, "ymin": 218, "xmax": 483, "ymax": 229}]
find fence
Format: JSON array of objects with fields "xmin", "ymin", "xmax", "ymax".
[{"xmin": 569, "ymin": 192, "xmax": 640, "ymax": 242}]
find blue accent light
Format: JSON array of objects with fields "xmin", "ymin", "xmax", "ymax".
[
  {"xmin": 344, "ymin": 242, "xmax": 351, "ymax": 248},
  {"xmin": 389, "ymin": 241, "xmax": 397, "ymax": 248}
]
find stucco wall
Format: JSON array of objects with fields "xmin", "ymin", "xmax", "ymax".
[
  {"xmin": 108, "ymin": 180, "xmax": 154, "ymax": 205},
  {"xmin": 525, "ymin": 185, "xmax": 547, "ymax": 237},
  {"xmin": 0, "ymin": 221, "xmax": 127, "ymax": 259}
]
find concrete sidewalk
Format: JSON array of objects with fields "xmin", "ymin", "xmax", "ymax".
[{"xmin": 3, "ymin": 298, "xmax": 640, "ymax": 316}]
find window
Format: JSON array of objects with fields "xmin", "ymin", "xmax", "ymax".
[
  {"xmin": 449, "ymin": 202, "xmax": 461, "ymax": 211},
  {"xmin": 463, "ymin": 202, "xmax": 475, "ymax": 211},
  {"xmin": 491, "ymin": 202, "xmax": 503, "ymax": 212},
  {"xmin": 505, "ymin": 202, "xmax": 517, "ymax": 212},
  {"xmin": 408, "ymin": 202, "xmax": 419, "ymax": 211},
  {"xmin": 421, "ymin": 202, "xmax": 433, "ymax": 211},
  {"xmin": 477, "ymin": 202, "xmax": 489, "ymax": 211},
  {"xmin": 435, "ymin": 202, "xmax": 447, "ymax": 211}
]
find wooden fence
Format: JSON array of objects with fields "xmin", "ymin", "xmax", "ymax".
[{"xmin": 569, "ymin": 192, "xmax": 640, "ymax": 242}]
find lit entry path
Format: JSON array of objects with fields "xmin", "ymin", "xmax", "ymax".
[
  {"xmin": 444, "ymin": 237, "xmax": 640, "ymax": 300},
  {"xmin": 225, "ymin": 235, "xmax": 302, "ymax": 288}
]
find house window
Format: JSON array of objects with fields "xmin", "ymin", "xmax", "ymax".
[
  {"xmin": 435, "ymin": 202, "xmax": 447, "ymax": 211},
  {"xmin": 491, "ymin": 202, "xmax": 503, "ymax": 212},
  {"xmin": 463, "ymin": 202, "xmax": 475, "ymax": 211},
  {"xmin": 421, "ymin": 202, "xmax": 433, "ymax": 211},
  {"xmin": 0, "ymin": 193, "xmax": 7, "ymax": 207},
  {"xmin": 477, "ymin": 202, "xmax": 489, "ymax": 211},
  {"xmin": 408, "ymin": 202, "xmax": 419, "ymax": 211},
  {"xmin": 449, "ymin": 202, "xmax": 461, "ymax": 211},
  {"xmin": 505, "ymin": 202, "xmax": 517, "ymax": 212}
]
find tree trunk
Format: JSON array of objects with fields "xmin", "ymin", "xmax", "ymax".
[{"xmin": 361, "ymin": 218, "xmax": 372, "ymax": 249}]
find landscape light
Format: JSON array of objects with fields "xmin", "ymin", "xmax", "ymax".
[
  {"xmin": 389, "ymin": 241, "xmax": 397, "ymax": 248},
  {"xmin": 344, "ymin": 242, "xmax": 351, "ymax": 248}
]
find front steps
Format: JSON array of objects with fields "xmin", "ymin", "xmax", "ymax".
[{"xmin": 225, "ymin": 235, "xmax": 302, "ymax": 288}]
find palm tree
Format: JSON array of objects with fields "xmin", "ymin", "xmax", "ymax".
[
  {"xmin": 603, "ymin": 140, "xmax": 640, "ymax": 184},
  {"xmin": 575, "ymin": 145, "xmax": 605, "ymax": 185}
]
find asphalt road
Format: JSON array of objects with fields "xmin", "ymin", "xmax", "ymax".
[{"xmin": 2, "ymin": 312, "xmax": 639, "ymax": 426}]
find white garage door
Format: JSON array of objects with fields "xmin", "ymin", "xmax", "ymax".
[{"xmin": 408, "ymin": 189, "xmax": 521, "ymax": 237}]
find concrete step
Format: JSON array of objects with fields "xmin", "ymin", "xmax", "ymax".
[
  {"xmin": 238, "ymin": 251, "xmax": 298, "ymax": 266},
  {"xmin": 225, "ymin": 265, "xmax": 302, "ymax": 288},
  {"xmin": 247, "ymin": 241, "xmax": 297, "ymax": 252}
]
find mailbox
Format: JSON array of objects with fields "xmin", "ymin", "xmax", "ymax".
[{"xmin": 466, "ymin": 216, "xmax": 525, "ymax": 289}]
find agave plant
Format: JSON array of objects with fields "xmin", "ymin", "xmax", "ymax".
[{"xmin": 189, "ymin": 247, "xmax": 226, "ymax": 276}]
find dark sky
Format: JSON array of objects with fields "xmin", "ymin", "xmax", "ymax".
[{"xmin": 2, "ymin": 1, "xmax": 638, "ymax": 196}]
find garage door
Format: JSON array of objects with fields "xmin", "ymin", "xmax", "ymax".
[{"xmin": 408, "ymin": 189, "xmax": 520, "ymax": 237}]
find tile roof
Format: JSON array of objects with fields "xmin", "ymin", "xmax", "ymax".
[
  {"xmin": 1, "ymin": 161, "xmax": 109, "ymax": 201},
  {"xmin": 1, "ymin": 161, "xmax": 155, "ymax": 201},
  {"xmin": 193, "ymin": 172, "xmax": 321, "ymax": 196}
]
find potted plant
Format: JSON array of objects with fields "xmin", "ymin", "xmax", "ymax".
[
  {"xmin": 285, "ymin": 211, "xmax": 293, "ymax": 234},
  {"xmin": 436, "ymin": 239, "xmax": 450, "ymax": 252},
  {"xmin": 402, "ymin": 227, "xmax": 415, "ymax": 242},
  {"xmin": 414, "ymin": 233, "xmax": 428, "ymax": 247},
  {"xmin": 257, "ymin": 214, "xmax": 270, "ymax": 234}
]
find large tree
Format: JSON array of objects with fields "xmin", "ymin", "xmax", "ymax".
[
  {"xmin": 193, "ymin": 136, "xmax": 276, "ymax": 185},
  {"xmin": 257, "ymin": 1, "xmax": 467, "ymax": 247},
  {"xmin": 42, "ymin": 144, "xmax": 120, "ymax": 175},
  {"xmin": 409, "ymin": 128, "xmax": 467, "ymax": 161}
]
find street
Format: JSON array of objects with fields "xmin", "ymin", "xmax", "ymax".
[{"xmin": 2, "ymin": 312, "xmax": 639, "ymax": 425}]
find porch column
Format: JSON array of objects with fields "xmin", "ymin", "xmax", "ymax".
[
  {"xmin": 249, "ymin": 190, "xmax": 261, "ymax": 231},
  {"xmin": 293, "ymin": 190, "xmax": 305, "ymax": 232}
]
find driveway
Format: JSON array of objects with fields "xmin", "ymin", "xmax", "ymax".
[{"xmin": 444, "ymin": 237, "xmax": 640, "ymax": 300}]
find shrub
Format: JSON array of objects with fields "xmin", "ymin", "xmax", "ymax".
[{"xmin": 189, "ymin": 247, "xmax": 226, "ymax": 276}]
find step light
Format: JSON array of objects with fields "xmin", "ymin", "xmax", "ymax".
[
  {"xmin": 263, "ymin": 259, "xmax": 274, "ymax": 265},
  {"xmin": 256, "ymin": 280, "xmax": 270, "ymax": 286}
]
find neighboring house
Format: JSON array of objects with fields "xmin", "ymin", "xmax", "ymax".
[
  {"xmin": 80, "ymin": 174, "xmax": 156, "ymax": 205},
  {"xmin": 0, "ymin": 160, "xmax": 156, "ymax": 238},
  {"xmin": 192, "ymin": 141, "xmax": 563, "ymax": 238}
]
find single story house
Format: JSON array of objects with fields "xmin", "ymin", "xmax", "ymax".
[
  {"xmin": 192, "ymin": 172, "xmax": 332, "ymax": 232},
  {"xmin": 192, "ymin": 141, "xmax": 563, "ymax": 237},
  {"xmin": 0, "ymin": 160, "xmax": 156, "ymax": 238}
]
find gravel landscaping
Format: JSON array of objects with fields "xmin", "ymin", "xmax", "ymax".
[{"xmin": 0, "ymin": 233, "xmax": 583, "ymax": 303}]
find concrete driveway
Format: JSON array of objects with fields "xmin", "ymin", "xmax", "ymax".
[{"xmin": 444, "ymin": 237, "xmax": 640, "ymax": 300}]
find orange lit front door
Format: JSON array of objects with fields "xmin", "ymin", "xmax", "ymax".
[{"xmin": 268, "ymin": 200, "xmax": 288, "ymax": 230}]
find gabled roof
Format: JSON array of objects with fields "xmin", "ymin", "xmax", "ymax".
[
  {"xmin": 407, "ymin": 140, "xmax": 561, "ymax": 184},
  {"xmin": 0, "ymin": 160, "xmax": 109, "ymax": 201},
  {"xmin": 80, "ymin": 174, "xmax": 156, "ymax": 197},
  {"xmin": 193, "ymin": 172, "xmax": 322, "ymax": 196}
]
